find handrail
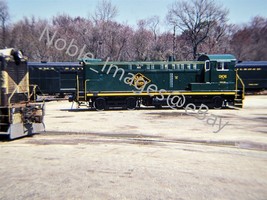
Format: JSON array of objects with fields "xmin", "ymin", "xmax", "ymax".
[
  {"xmin": 29, "ymin": 84, "xmax": 38, "ymax": 102},
  {"xmin": 7, "ymin": 85, "xmax": 28, "ymax": 123},
  {"xmin": 8, "ymin": 85, "xmax": 28, "ymax": 105},
  {"xmin": 236, "ymin": 71, "xmax": 245, "ymax": 99},
  {"xmin": 84, "ymin": 79, "xmax": 90, "ymax": 100},
  {"xmin": 76, "ymin": 75, "xmax": 79, "ymax": 100}
]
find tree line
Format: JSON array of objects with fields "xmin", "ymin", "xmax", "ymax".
[{"xmin": 0, "ymin": 0, "xmax": 267, "ymax": 62}]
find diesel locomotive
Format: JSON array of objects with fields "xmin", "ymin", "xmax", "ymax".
[
  {"xmin": 69, "ymin": 54, "xmax": 244, "ymax": 110},
  {"xmin": 0, "ymin": 48, "xmax": 45, "ymax": 139}
]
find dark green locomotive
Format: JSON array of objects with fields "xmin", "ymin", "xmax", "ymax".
[{"xmin": 71, "ymin": 54, "xmax": 244, "ymax": 110}]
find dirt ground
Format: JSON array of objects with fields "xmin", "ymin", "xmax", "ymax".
[{"xmin": 0, "ymin": 95, "xmax": 267, "ymax": 200}]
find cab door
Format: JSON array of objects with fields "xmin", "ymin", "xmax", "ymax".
[{"xmin": 204, "ymin": 60, "xmax": 211, "ymax": 83}]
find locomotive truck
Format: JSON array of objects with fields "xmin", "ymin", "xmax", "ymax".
[
  {"xmin": 69, "ymin": 54, "xmax": 245, "ymax": 110},
  {"xmin": 0, "ymin": 48, "xmax": 45, "ymax": 139}
]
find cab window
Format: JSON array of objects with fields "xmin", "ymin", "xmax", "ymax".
[
  {"xmin": 224, "ymin": 63, "xmax": 229, "ymax": 70},
  {"xmin": 216, "ymin": 62, "xmax": 229, "ymax": 71},
  {"xmin": 217, "ymin": 62, "xmax": 223, "ymax": 70},
  {"xmin": 205, "ymin": 61, "xmax": 210, "ymax": 71}
]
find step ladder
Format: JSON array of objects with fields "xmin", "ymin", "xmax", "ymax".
[
  {"xmin": 234, "ymin": 91, "xmax": 243, "ymax": 108},
  {"xmin": 77, "ymin": 91, "xmax": 86, "ymax": 101},
  {"xmin": 234, "ymin": 73, "xmax": 245, "ymax": 108}
]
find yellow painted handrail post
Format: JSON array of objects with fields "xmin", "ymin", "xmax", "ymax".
[
  {"xmin": 76, "ymin": 75, "xmax": 79, "ymax": 101},
  {"xmin": 237, "ymin": 73, "xmax": 245, "ymax": 99},
  {"xmin": 84, "ymin": 79, "xmax": 90, "ymax": 101},
  {"xmin": 7, "ymin": 86, "xmax": 18, "ymax": 123},
  {"xmin": 235, "ymin": 70, "xmax": 238, "ymax": 98},
  {"xmin": 29, "ymin": 84, "xmax": 37, "ymax": 102}
]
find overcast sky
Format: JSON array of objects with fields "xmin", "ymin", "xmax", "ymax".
[{"xmin": 7, "ymin": 0, "xmax": 267, "ymax": 31}]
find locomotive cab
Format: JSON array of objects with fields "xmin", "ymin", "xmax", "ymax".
[
  {"xmin": 196, "ymin": 54, "xmax": 244, "ymax": 108},
  {"xmin": 198, "ymin": 54, "xmax": 236, "ymax": 85},
  {"xmin": 192, "ymin": 54, "xmax": 237, "ymax": 91}
]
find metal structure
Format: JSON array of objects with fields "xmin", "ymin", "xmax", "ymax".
[
  {"xmin": 28, "ymin": 62, "xmax": 84, "ymax": 96},
  {"xmin": 236, "ymin": 61, "xmax": 267, "ymax": 91},
  {"xmin": 0, "ymin": 48, "xmax": 45, "ymax": 139},
  {"xmin": 27, "ymin": 59, "xmax": 267, "ymax": 99},
  {"xmin": 70, "ymin": 54, "xmax": 244, "ymax": 110}
]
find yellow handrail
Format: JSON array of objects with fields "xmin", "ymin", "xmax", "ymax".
[
  {"xmin": 29, "ymin": 84, "xmax": 38, "ymax": 102},
  {"xmin": 8, "ymin": 85, "xmax": 28, "ymax": 105},
  {"xmin": 236, "ymin": 71, "xmax": 245, "ymax": 99},
  {"xmin": 84, "ymin": 79, "xmax": 90, "ymax": 100},
  {"xmin": 76, "ymin": 75, "xmax": 79, "ymax": 100}
]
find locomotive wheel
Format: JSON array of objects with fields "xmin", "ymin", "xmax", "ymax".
[
  {"xmin": 94, "ymin": 98, "xmax": 106, "ymax": 111},
  {"xmin": 126, "ymin": 97, "xmax": 137, "ymax": 110},
  {"xmin": 212, "ymin": 96, "xmax": 223, "ymax": 109}
]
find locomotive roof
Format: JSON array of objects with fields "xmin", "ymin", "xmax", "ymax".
[
  {"xmin": 197, "ymin": 54, "xmax": 236, "ymax": 62},
  {"xmin": 28, "ymin": 62, "xmax": 81, "ymax": 67},
  {"xmin": 0, "ymin": 48, "xmax": 27, "ymax": 62},
  {"xmin": 236, "ymin": 61, "xmax": 267, "ymax": 67}
]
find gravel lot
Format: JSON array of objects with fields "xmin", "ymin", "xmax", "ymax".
[{"xmin": 0, "ymin": 95, "xmax": 267, "ymax": 200}]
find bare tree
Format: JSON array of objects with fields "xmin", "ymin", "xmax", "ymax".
[
  {"xmin": 131, "ymin": 20, "xmax": 154, "ymax": 61},
  {"xmin": 146, "ymin": 16, "xmax": 160, "ymax": 41},
  {"xmin": 92, "ymin": 0, "xmax": 118, "ymax": 23},
  {"xmin": 166, "ymin": 0, "xmax": 229, "ymax": 59},
  {"xmin": 231, "ymin": 16, "xmax": 267, "ymax": 61},
  {"xmin": 104, "ymin": 22, "xmax": 132, "ymax": 61},
  {"xmin": 0, "ymin": 0, "xmax": 9, "ymax": 48},
  {"xmin": 10, "ymin": 17, "xmax": 50, "ymax": 61},
  {"xmin": 8, "ymin": 0, "xmax": 266, "ymax": 62},
  {"xmin": 89, "ymin": 0, "xmax": 119, "ymax": 59}
]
